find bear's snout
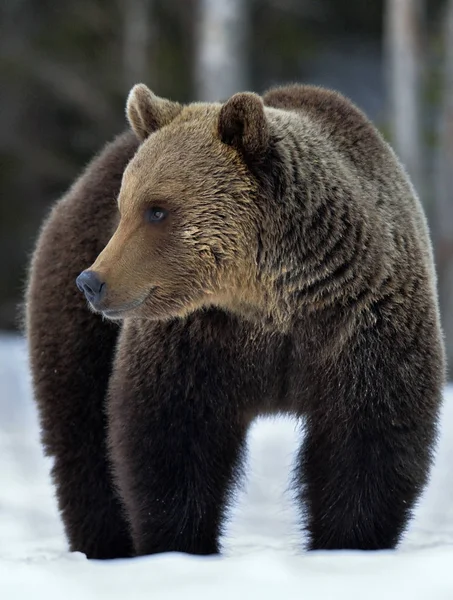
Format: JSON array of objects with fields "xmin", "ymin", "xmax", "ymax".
[{"xmin": 76, "ymin": 270, "xmax": 106, "ymax": 309}]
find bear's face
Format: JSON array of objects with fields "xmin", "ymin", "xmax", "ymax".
[{"xmin": 77, "ymin": 85, "xmax": 270, "ymax": 321}]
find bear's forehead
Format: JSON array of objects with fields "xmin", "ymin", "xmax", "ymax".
[
  {"xmin": 121, "ymin": 144, "xmax": 234, "ymax": 209},
  {"xmin": 126, "ymin": 112, "xmax": 237, "ymax": 181},
  {"xmin": 121, "ymin": 102, "xmax": 252, "ymax": 206}
]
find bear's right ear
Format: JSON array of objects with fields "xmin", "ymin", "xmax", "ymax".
[
  {"xmin": 126, "ymin": 84, "xmax": 182, "ymax": 142},
  {"xmin": 218, "ymin": 92, "xmax": 269, "ymax": 158}
]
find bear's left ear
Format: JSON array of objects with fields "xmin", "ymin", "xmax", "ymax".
[
  {"xmin": 218, "ymin": 92, "xmax": 269, "ymax": 158},
  {"xmin": 126, "ymin": 83, "xmax": 182, "ymax": 142}
]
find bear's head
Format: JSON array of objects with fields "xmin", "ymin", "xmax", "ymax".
[{"xmin": 76, "ymin": 83, "xmax": 277, "ymax": 322}]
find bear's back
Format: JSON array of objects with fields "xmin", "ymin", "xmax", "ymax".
[
  {"xmin": 263, "ymin": 84, "xmax": 398, "ymax": 183},
  {"xmin": 263, "ymin": 84, "xmax": 429, "ymax": 244},
  {"xmin": 262, "ymin": 84, "xmax": 438, "ymax": 314}
]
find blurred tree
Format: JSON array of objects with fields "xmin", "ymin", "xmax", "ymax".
[
  {"xmin": 195, "ymin": 0, "xmax": 247, "ymax": 101},
  {"xmin": 435, "ymin": 0, "xmax": 453, "ymax": 376},
  {"xmin": 119, "ymin": 0, "xmax": 154, "ymax": 89},
  {"xmin": 384, "ymin": 0, "xmax": 424, "ymax": 194}
]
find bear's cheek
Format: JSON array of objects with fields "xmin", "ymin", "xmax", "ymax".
[{"xmin": 136, "ymin": 249, "xmax": 219, "ymax": 319}]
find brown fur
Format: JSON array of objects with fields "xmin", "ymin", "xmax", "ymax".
[
  {"xmin": 26, "ymin": 83, "xmax": 445, "ymax": 558},
  {"xmin": 26, "ymin": 131, "xmax": 139, "ymax": 558}
]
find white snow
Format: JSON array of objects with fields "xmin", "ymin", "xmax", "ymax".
[{"xmin": 1, "ymin": 333, "xmax": 453, "ymax": 599}]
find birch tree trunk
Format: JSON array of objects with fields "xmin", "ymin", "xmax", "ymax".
[
  {"xmin": 435, "ymin": 0, "xmax": 453, "ymax": 378},
  {"xmin": 195, "ymin": 0, "xmax": 247, "ymax": 102},
  {"xmin": 119, "ymin": 0, "xmax": 153, "ymax": 90},
  {"xmin": 384, "ymin": 0, "xmax": 423, "ymax": 195}
]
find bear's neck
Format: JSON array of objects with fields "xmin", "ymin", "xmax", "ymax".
[{"xmin": 247, "ymin": 110, "xmax": 390, "ymax": 329}]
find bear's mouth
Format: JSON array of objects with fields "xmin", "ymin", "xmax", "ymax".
[{"xmin": 99, "ymin": 288, "xmax": 155, "ymax": 320}]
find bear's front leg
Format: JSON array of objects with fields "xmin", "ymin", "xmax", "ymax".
[
  {"xmin": 296, "ymin": 322, "xmax": 442, "ymax": 551},
  {"xmin": 107, "ymin": 316, "xmax": 250, "ymax": 556}
]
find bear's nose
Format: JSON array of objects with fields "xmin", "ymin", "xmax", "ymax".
[{"xmin": 76, "ymin": 270, "xmax": 106, "ymax": 307}]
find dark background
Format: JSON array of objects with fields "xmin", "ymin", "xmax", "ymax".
[{"xmin": 1, "ymin": 0, "xmax": 452, "ymax": 374}]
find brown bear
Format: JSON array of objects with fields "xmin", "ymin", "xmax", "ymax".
[{"xmin": 26, "ymin": 83, "xmax": 445, "ymax": 559}]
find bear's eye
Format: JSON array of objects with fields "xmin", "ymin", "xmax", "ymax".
[{"xmin": 145, "ymin": 207, "xmax": 168, "ymax": 223}]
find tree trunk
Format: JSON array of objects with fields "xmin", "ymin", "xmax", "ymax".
[
  {"xmin": 195, "ymin": 0, "xmax": 248, "ymax": 102},
  {"xmin": 384, "ymin": 0, "xmax": 423, "ymax": 196},
  {"xmin": 435, "ymin": 0, "xmax": 453, "ymax": 379},
  {"xmin": 119, "ymin": 0, "xmax": 153, "ymax": 90}
]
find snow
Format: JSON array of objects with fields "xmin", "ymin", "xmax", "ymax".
[{"xmin": 1, "ymin": 333, "xmax": 453, "ymax": 599}]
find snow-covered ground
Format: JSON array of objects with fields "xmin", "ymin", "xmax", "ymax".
[{"xmin": 1, "ymin": 333, "xmax": 453, "ymax": 599}]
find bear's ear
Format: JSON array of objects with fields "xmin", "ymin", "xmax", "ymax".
[
  {"xmin": 218, "ymin": 92, "xmax": 269, "ymax": 158},
  {"xmin": 126, "ymin": 83, "xmax": 182, "ymax": 142}
]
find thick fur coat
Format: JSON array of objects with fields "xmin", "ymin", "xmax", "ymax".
[{"xmin": 26, "ymin": 84, "xmax": 445, "ymax": 558}]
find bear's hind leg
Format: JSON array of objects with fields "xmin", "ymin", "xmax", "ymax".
[
  {"xmin": 26, "ymin": 132, "xmax": 138, "ymax": 558},
  {"xmin": 295, "ymin": 329, "xmax": 442, "ymax": 551}
]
